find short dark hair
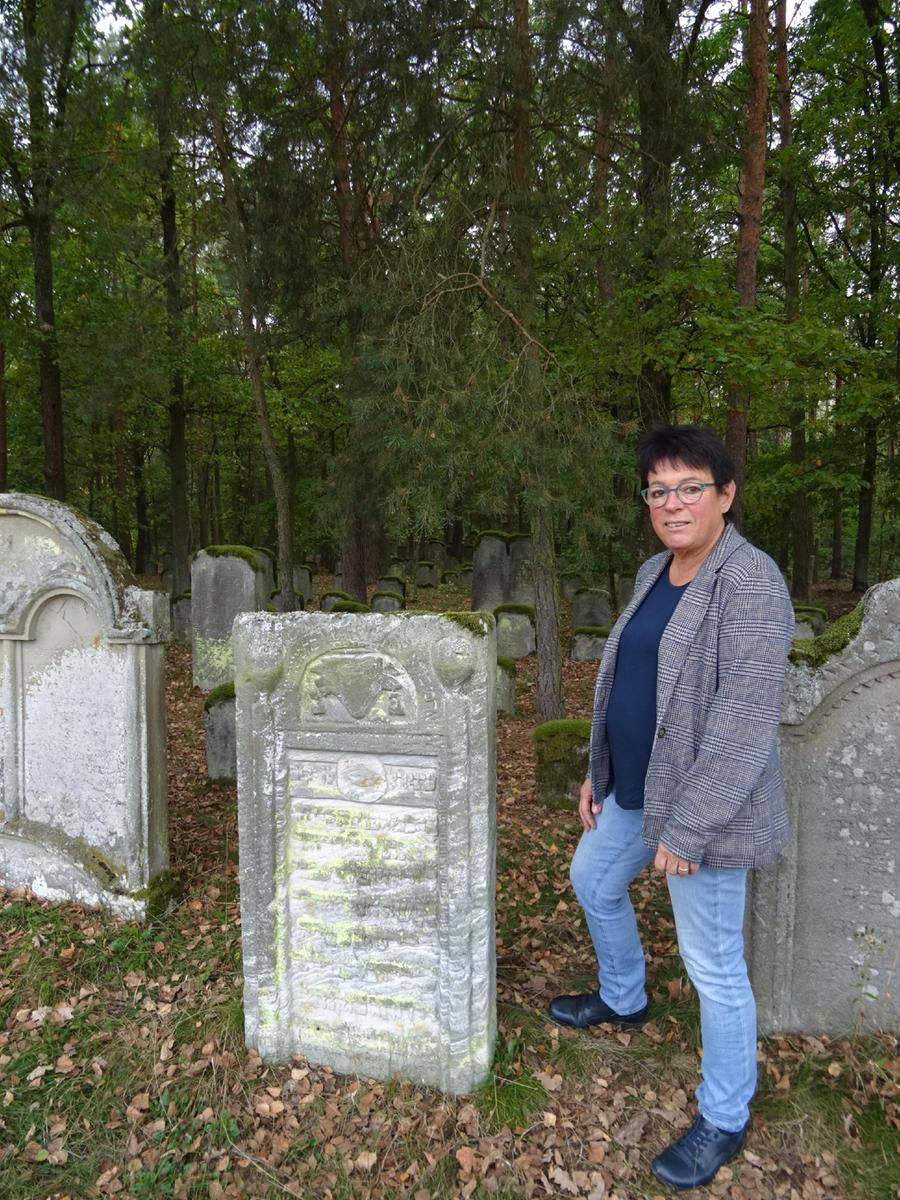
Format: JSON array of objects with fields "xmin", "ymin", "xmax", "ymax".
[{"xmin": 637, "ymin": 424, "xmax": 735, "ymax": 490}]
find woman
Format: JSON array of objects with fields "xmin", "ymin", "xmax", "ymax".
[{"xmin": 549, "ymin": 425, "xmax": 794, "ymax": 1191}]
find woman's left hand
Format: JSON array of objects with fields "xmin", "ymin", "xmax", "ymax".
[{"xmin": 654, "ymin": 843, "xmax": 699, "ymax": 876}]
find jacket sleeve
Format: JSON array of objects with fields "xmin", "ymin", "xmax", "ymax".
[{"xmin": 659, "ymin": 568, "xmax": 794, "ymax": 863}]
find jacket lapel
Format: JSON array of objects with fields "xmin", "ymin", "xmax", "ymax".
[{"xmin": 655, "ymin": 522, "xmax": 746, "ymax": 722}]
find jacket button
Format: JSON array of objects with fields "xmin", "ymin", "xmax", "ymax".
[{"xmin": 657, "ymin": 726, "xmax": 666, "ymax": 739}]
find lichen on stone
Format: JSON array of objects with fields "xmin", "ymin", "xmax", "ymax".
[
  {"xmin": 199, "ymin": 544, "xmax": 263, "ymax": 572},
  {"xmin": 496, "ymin": 656, "xmax": 517, "ymax": 675},
  {"xmin": 444, "ymin": 611, "xmax": 495, "ymax": 637},
  {"xmin": 204, "ymin": 680, "xmax": 236, "ymax": 711},
  {"xmin": 789, "ymin": 604, "xmax": 864, "ymax": 668}
]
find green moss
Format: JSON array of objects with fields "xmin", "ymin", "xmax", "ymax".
[
  {"xmin": 381, "ymin": 573, "xmax": 405, "ymax": 585},
  {"xmin": 320, "ymin": 590, "xmax": 353, "ymax": 605},
  {"xmin": 477, "ymin": 529, "xmax": 515, "ymax": 543},
  {"xmin": 494, "ymin": 602, "xmax": 536, "ymax": 620},
  {"xmin": 370, "ymin": 591, "xmax": 403, "ymax": 604},
  {"xmin": 459, "ymin": 563, "xmax": 473, "ymax": 572},
  {"xmin": 574, "ymin": 587, "xmax": 606, "ymax": 597},
  {"xmin": 417, "ymin": 559, "xmax": 435, "ymax": 567},
  {"xmin": 204, "ymin": 680, "xmax": 236, "ymax": 711},
  {"xmin": 793, "ymin": 604, "xmax": 828, "ymax": 618},
  {"xmin": 560, "ymin": 569, "xmax": 582, "ymax": 579},
  {"xmin": 332, "ymin": 599, "xmax": 370, "ymax": 613},
  {"xmin": 573, "ymin": 625, "xmax": 610, "ymax": 637},
  {"xmin": 199, "ymin": 544, "xmax": 262, "ymax": 571},
  {"xmin": 172, "ymin": 590, "xmax": 191, "ymax": 602},
  {"xmin": 497, "ymin": 656, "xmax": 517, "ymax": 675},
  {"xmin": 534, "ymin": 718, "xmax": 591, "ymax": 742},
  {"xmin": 790, "ymin": 604, "xmax": 864, "ymax": 668},
  {"xmin": 255, "ymin": 546, "xmax": 275, "ymax": 560},
  {"xmin": 443, "ymin": 611, "xmax": 495, "ymax": 637},
  {"xmin": 132, "ymin": 870, "xmax": 180, "ymax": 917}
]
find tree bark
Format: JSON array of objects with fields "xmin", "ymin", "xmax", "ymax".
[
  {"xmin": 0, "ymin": 340, "xmax": 7, "ymax": 491},
  {"xmin": 511, "ymin": 0, "xmax": 563, "ymax": 721},
  {"xmin": 725, "ymin": 0, "xmax": 769, "ymax": 528},
  {"xmin": 132, "ymin": 443, "xmax": 152, "ymax": 574},
  {"xmin": 776, "ymin": 0, "xmax": 812, "ymax": 599},
  {"xmin": 210, "ymin": 108, "xmax": 295, "ymax": 610},
  {"xmin": 852, "ymin": 419, "xmax": 877, "ymax": 591}
]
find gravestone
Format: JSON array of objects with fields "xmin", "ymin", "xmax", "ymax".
[
  {"xmin": 472, "ymin": 534, "xmax": 508, "ymax": 612},
  {"xmin": 371, "ymin": 592, "xmax": 403, "ymax": 613},
  {"xmin": 458, "ymin": 566, "xmax": 473, "ymax": 590},
  {"xmin": 572, "ymin": 588, "xmax": 611, "ymax": 629},
  {"xmin": 191, "ymin": 547, "xmax": 268, "ymax": 690},
  {"xmin": 423, "ymin": 540, "xmax": 447, "ymax": 572},
  {"xmin": 506, "ymin": 536, "xmax": 534, "ymax": 606},
  {"xmin": 570, "ymin": 631, "xmax": 607, "ymax": 661},
  {"xmin": 234, "ymin": 609, "xmax": 497, "ymax": 1093},
  {"xmin": 172, "ymin": 593, "xmax": 192, "ymax": 646},
  {"xmin": 320, "ymin": 591, "xmax": 352, "ymax": 613},
  {"xmin": 494, "ymin": 607, "xmax": 535, "ymax": 659},
  {"xmin": 560, "ymin": 572, "xmax": 584, "ymax": 601},
  {"xmin": 0, "ymin": 493, "xmax": 169, "ymax": 917},
  {"xmin": 496, "ymin": 659, "xmax": 516, "ymax": 716},
  {"xmin": 615, "ymin": 575, "xmax": 635, "ymax": 610},
  {"xmin": 205, "ymin": 684, "xmax": 236, "ymax": 782},
  {"xmin": 415, "ymin": 561, "xmax": 439, "ymax": 588},
  {"xmin": 293, "ymin": 566, "xmax": 313, "ymax": 606},
  {"xmin": 748, "ymin": 582, "xmax": 900, "ymax": 1035},
  {"xmin": 255, "ymin": 549, "xmax": 276, "ymax": 596},
  {"xmin": 377, "ymin": 575, "xmax": 405, "ymax": 598},
  {"xmin": 534, "ymin": 721, "xmax": 590, "ymax": 810},
  {"xmin": 793, "ymin": 620, "xmax": 815, "ymax": 640}
]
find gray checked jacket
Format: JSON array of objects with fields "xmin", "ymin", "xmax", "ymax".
[{"xmin": 588, "ymin": 522, "xmax": 795, "ymax": 869}]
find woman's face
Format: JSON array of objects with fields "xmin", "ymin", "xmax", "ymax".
[{"xmin": 646, "ymin": 458, "xmax": 735, "ymax": 559}]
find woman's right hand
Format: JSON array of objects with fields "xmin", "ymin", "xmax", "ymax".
[{"xmin": 579, "ymin": 777, "xmax": 602, "ymax": 831}]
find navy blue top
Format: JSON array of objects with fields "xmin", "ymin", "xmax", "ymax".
[{"xmin": 606, "ymin": 567, "xmax": 690, "ymax": 810}]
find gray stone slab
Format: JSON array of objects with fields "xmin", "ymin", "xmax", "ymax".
[
  {"xmin": 172, "ymin": 594, "xmax": 192, "ymax": 646},
  {"xmin": 234, "ymin": 610, "xmax": 497, "ymax": 1093},
  {"xmin": 377, "ymin": 576, "xmax": 405, "ymax": 598},
  {"xmin": 371, "ymin": 592, "xmax": 403, "ymax": 613},
  {"xmin": 205, "ymin": 692, "xmax": 236, "ymax": 782},
  {"xmin": 472, "ymin": 535, "xmax": 508, "ymax": 612},
  {"xmin": 496, "ymin": 662, "xmax": 515, "ymax": 716},
  {"xmin": 615, "ymin": 575, "xmax": 634, "ymax": 609},
  {"xmin": 191, "ymin": 548, "xmax": 267, "ymax": 691},
  {"xmin": 793, "ymin": 620, "xmax": 815, "ymax": 640},
  {"xmin": 572, "ymin": 589, "xmax": 611, "ymax": 629},
  {"xmin": 0, "ymin": 493, "xmax": 169, "ymax": 918},
  {"xmin": 293, "ymin": 566, "xmax": 313, "ymax": 606},
  {"xmin": 748, "ymin": 580, "xmax": 900, "ymax": 1035},
  {"xmin": 415, "ymin": 562, "xmax": 439, "ymax": 588},
  {"xmin": 495, "ymin": 611, "xmax": 535, "ymax": 659},
  {"xmin": 507, "ymin": 537, "xmax": 534, "ymax": 606},
  {"xmin": 570, "ymin": 633, "xmax": 607, "ymax": 662},
  {"xmin": 458, "ymin": 568, "xmax": 473, "ymax": 590},
  {"xmin": 560, "ymin": 573, "xmax": 584, "ymax": 601}
]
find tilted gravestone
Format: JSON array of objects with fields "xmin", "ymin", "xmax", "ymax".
[
  {"xmin": 506, "ymin": 536, "xmax": 534, "ymax": 606},
  {"xmin": 747, "ymin": 581, "xmax": 900, "ymax": 1035},
  {"xmin": 191, "ymin": 547, "xmax": 268, "ymax": 691},
  {"xmin": 205, "ymin": 683, "xmax": 236, "ymax": 783},
  {"xmin": 572, "ymin": 588, "xmax": 611, "ymax": 629},
  {"xmin": 234, "ymin": 610, "xmax": 497, "ymax": 1093},
  {"xmin": 0, "ymin": 493, "xmax": 169, "ymax": 916}
]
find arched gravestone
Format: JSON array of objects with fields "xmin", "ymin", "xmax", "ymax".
[
  {"xmin": 191, "ymin": 547, "xmax": 268, "ymax": 690},
  {"xmin": 747, "ymin": 580, "xmax": 900, "ymax": 1035},
  {"xmin": 0, "ymin": 494, "xmax": 169, "ymax": 917},
  {"xmin": 471, "ymin": 534, "xmax": 509, "ymax": 612},
  {"xmin": 233, "ymin": 610, "xmax": 497, "ymax": 1094}
]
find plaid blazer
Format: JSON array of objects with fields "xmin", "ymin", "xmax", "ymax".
[{"xmin": 588, "ymin": 523, "xmax": 794, "ymax": 868}]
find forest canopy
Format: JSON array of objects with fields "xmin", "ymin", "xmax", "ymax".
[{"xmin": 1, "ymin": 0, "xmax": 897, "ymax": 611}]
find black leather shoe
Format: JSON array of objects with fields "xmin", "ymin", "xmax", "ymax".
[
  {"xmin": 651, "ymin": 1113, "xmax": 749, "ymax": 1190},
  {"xmin": 547, "ymin": 991, "xmax": 648, "ymax": 1029}
]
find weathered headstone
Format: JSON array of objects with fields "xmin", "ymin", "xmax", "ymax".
[
  {"xmin": 320, "ymin": 591, "xmax": 353, "ymax": 613},
  {"xmin": 495, "ymin": 605, "xmax": 536, "ymax": 659},
  {"xmin": 615, "ymin": 575, "xmax": 634, "ymax": 610},
  {"xmin": 570, "ymin": 630, "xmax": 608, "ymax": 661},
  {"xmin": 415, "ymin": 561, "xmax": 439, "ymax": 588},
  {"xmin": 472, "ymin": 533, "xmax": 509, "ymax": 612},
  {"xmin": 191, "ymin": 547, "xmax": 268, "ymax": 690},
  {"xmin": 534, "ymin": 720, "xmax": 590, "ymax": 810},
  {"xmin": 293, "ymin": 566, "xmax": 313, "ymax": 606},
  {"xmin": 255, "ymin": 548, "xmax": 276, "ymax": 596},
  {"xmin": 0, "ymin": 493, "xmax": 169, "ymax": 917},
  {"xmin": 458, "ymin": 566, "xmax": 473, "ymax": 590},
  {"xmin": 377, "ymin": 575, "xmax": 405, "ymax": 598},
  {"xmin": 371, "ymin": 591, "xmax": 403, "ymax": 613},
  {"xmin": 172, "ymin": 592, "xmax": 192, "ymax": 646},
  {"xmin": 506, "ymin": 536, "xmax": 534, "ymax": 606},
  {"xmin": 234, "ymin": 609, "xmax": 497, "ymax": 1092},
  {"xmin": 572, "ymin": 588, "xmax": 611, "ymax": 629},
  {"xmin": 205, "ymin": 683, "xmax": 236, "ymax": 782},
  {"xmin": 748, "ymin": 584, "xmax": 900, "ymax": 1035},
  {"xmin": 560, "ymin": 572, "xmax": 584, "ymax": 601},
  {"xmin": 496, "ymin": 658, "xmax": 516, "ymax": 717}
]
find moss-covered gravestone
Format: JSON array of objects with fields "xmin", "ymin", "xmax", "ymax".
[
  {"xmin": 233, "ymin": 610, "xmax": 497, "ymax": 1093},
  {"xmin": 534, "ymin": 720, "xmax": 590, "ymax": 810},
  {"xmin": 494, "ymin": 603, "xmax": 535, "ymax": 658},
  {"xmin": 496, "ymin": 657, "xmax": 516, "ymax": 716},
  {"xmin": 371, "ymin": 591, "xmax": 403, "ymax": 613},
  {"xmin": 472, "ymin": 533, "xmax": 509, "ymax": 612},
  {"xmin": 507, "ymin": 536, "xmax": 534, "ymax": 606},
  {"xmin": 415, "ymin": 561, "xmax": 439, "ymax": 587},
  {"xmin": 320, "ymin": 590, "xmax": 353, "ymax": 612},
  {"xmin": 0, "ymin": 493, "xmax": 170, "ymax": 917},
  {"xmin": 205, "ymin": 682, "xmax": 236, "ymax": 782},
  {"xmin": 293, "ymin": 565, "xmax": 313, "ymax": 606},
  {"xmin": 748, "ymin": 585, "xmax": 900, "ymax": 1035},
  {"xmin": 377, "ymin": 574, "xmax": 405, "ymax": 598},
  {"xmin": 570, "ymin": 628, "xmax": 609, "ymax": 661}
]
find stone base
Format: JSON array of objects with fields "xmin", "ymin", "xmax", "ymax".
[
  {"xmin": 496, "ymin": 613, "xmax": 535, "ymax": 658},
  {"xmin": 534, "ymin": 721, "xmax": 590, "ymax": 810},
  {"xmin": 496, "ymin": 664, "xmax": 516, "ymax": 716},
  {"xmin": 0, "ymin": 834, "xmax": 154, "ymax": 920},
  {"xmin": 205, "ymin": 695, "xmax": 237, "ymax": 782}
]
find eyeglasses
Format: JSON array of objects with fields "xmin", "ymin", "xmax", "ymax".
[{"xmin": 640, "ymin": 482, "xmax": 718, "ymax": 508}]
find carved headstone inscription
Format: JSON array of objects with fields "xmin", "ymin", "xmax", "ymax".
[
  {"xmin": 0, "ymin": 493, "xmax": 169, "ymax": 916},
  {"xmin": 748, "ymin": 580, "xmax": 900, "ymax": 1035},
  {"xmin": 191, "ymin": 547, "xmax": 267, "ymax": 690},
  {"xmin": 234, "ymin": 611, "xmax": 497, "ymax": 1093}
]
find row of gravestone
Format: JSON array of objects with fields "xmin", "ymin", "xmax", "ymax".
[{"xmin": 1, "ymin": 493, "xmax": 896, "ymax": 1095}]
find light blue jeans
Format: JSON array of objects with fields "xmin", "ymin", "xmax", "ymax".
[{"xmin": 569, "ymin": 795, "xmax": 756, "ymax": 1132}]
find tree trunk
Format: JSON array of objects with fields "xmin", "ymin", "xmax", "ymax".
[
  {"xmin": 725, "ymin": 0, "xmax": 769, "ymax": 528},
  {"xmin": 132, "ymin": 443, "xmax": 152, "ymax": 574},
  {"xmin": 0, "ymin": 340, "xmax": 7, "ymax": 491},
  {"xmin": 511, "ymin": 0, "xmax": 564, "ymax": 721},
  {"xmin": 29, "ymin": 206, "xmax": 65, "ymax": 499},
  {"xmin": 210, "ymin": 108, "xmax": 295, "ymax": 610},
  {"xmin": 830, "ymin": 495, "xmax": 843, "ymax": 580},
  {"xmin": 852, "ymin": 418, "xmax": 877, "ymax": 591}
]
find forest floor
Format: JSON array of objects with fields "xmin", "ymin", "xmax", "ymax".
[{"xmin": 1, "ymin": 581, "xmax": 896, "ymax": 1200}]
